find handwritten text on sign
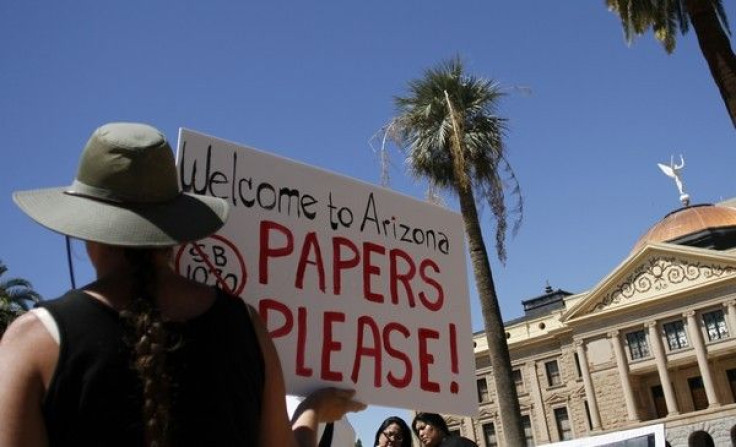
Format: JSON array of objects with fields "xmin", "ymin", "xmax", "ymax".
[{"xmin": 174, "ymin": 129, "xmax": 475, "ymax": 416}]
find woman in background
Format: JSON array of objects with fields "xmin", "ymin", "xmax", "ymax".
[
  {"xmin": 412, "ymin": 412, "xmax": 477, "ymax": 447},
  {"xmin": 374, "ymin": 416, "xmax": 412, "ymax": 447}
]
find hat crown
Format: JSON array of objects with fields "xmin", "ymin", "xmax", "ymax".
[{"xmin": 73, "ymin": 122, "xmax": 179, "ymax": 203}]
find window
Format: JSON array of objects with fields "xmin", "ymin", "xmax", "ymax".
[
  {"xmin": 651, "ymin": 385, "xmax": 667, "ymax": 419},
  {"xmin": 703, "ymin": 310, "xmax": 729, "ymax": 341},
  {"xmin": 626, "ymin": 330, "xmax": 650, "ymax": 360},
  {"xmin": 482, "ymin": 422, "xmax": 498, "ymax": 447},
  {"xmin": 477, "ymin": 377, "xmax": 490, "ymax": 403},
  {"xmin": 545, "ymin": 360, "xmax": 561, "ymax": 387},
  {"xmin": 688, "ymin": 376, "xmax": 708, "ymax": 411},
  {"xmin": 663, "ymin": 320, "xmax": 688, "ymax": 350},
  {"xmin": 584, "ymin": 401, "xmax": 593, "ymax": 430},
  {"xmin": 727, "ymin": 369, "xmax": 736, "ymax": 403},
  {"xmin": 513, "ymin": 368, "xmax": 525, "ymax": 394},
  {"xmin": 449, "ymin": 429, "xmax": 461, "ymax": 437},
  {"xmin": 574, "ymin": 352, "xmax": 582, "ymax": 378},
  {"xmin": 554, "ymin": 407, "xmax": 573, "ymax": 441},
  {"xmin": 521, "ymin": 414, "xmax": 534, "ymax": 447}
]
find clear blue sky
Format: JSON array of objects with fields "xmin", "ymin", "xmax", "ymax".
[{"xmin": 2, "ymin": 0, "xmax": 735, "ymax": 443}]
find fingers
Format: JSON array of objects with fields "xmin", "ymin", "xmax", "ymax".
[{"xmin": 302, "ymin": 387, "xmax": 367, "ymax": 422}]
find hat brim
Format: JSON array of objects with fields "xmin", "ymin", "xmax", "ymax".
[{"xmin": 13, "ymin": 187, "xmax": 229, "ymax": 247}]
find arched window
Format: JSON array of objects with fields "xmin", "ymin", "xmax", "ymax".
[{"xmin": 688, "ymin": 430, "xmax": 715, "ymax": 447}]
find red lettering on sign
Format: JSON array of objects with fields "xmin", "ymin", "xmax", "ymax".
[
  {"xmin": 332, "ymin": 237, "xmax": 360, "ymax": 295},
  {"xmin": 295, "ymin": 231, "xmax": 326, "ymax": 292},
  {"xmin": 321, "ymin": 311, "xmax": 345, "ymax": 382},
  {"xmin": 384, "ymin": 322, "xmax": 412, "ymax": 388},
  {"xmin": 362, "ymin": 242, "xmax": 385, "ymax": 303},
  {"xmin": 351, "ymin": 316, "xmax": 382, "ymax": 386},
  {"xmin": 418, "ymin": 259, "xmax": 443, "ymax": 311},
  {"xmin": 418, "ymin": 328, "xmax": 440, "ymax": 392},
  {"xmin": 389, "ymin": 249, "xmax": 416, "ymax": 308},
  {"xmin": 259, "ymin": 221, "xmax": 294, "ymax": 285}
]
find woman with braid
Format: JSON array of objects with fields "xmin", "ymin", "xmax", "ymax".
[{"xmin": 0, "ymin": 122, "xmax": 364, "ymax": 447}]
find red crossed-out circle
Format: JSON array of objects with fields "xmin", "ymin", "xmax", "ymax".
[{"xmin": 174, "ymin": 234, "xmax": 247, "ymax": 296}]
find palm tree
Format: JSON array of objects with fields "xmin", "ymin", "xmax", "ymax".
[
  {"xmin": 386, "ymin": 57, "xmax": 525, "ymax": 446},
  {"xmin": 606, "ymin": 0, "xmax": 736, "ymax": 127},
  {"xmin": 0, "ymin": 261, "xmax": 41, "ymax": 335}
]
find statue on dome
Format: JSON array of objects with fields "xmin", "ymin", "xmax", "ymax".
[{"xmin": 657, "ymin": 155, "xmax": 690, "ymax": 207}]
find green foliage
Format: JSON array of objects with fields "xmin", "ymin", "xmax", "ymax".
[
  {"xmin": 383, "ymin": 56, "xmax": 527, "ymax": 444},
  {"xmin": 389, "ymin": 56, "xmax": 523, "ymax": 262},
  {"xmin": 606, "ymin": 0, "xmax": 730, "ymax": 53},
  {"xmin": 354, "ymin": 439, "xmax": 363, "ymax": 447},
  {"xmin": 0, "ymin": 261, "xmax": 41, "ymax": 335}
]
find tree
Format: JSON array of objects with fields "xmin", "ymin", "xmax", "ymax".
[
  {"xmin": 606, "ymin": 0, "xmax": 736, "ymax": 127},
  {"xmin": 0, "ymin": 261, "xmax": 41, "ymax": 336},
  {"xmin": 354, "ymin": 439, "xmax": 363, "ymax": 447},
  {"xmin": 384, "ymin": 57, "xmax": 525, "ymax": 446}
]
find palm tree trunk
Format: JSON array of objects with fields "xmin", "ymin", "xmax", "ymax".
[
  {"xmin": 456, "ymin": 184, "xmax": 525, "ymax": 446},
  {"xmin": 686, "ymin": 0, "xmax": 736, "ymax": 128}
]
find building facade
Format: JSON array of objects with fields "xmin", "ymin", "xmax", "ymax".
[{"xmin": 443, "ymin": 202, "xmax": 736, "ymax": 446}]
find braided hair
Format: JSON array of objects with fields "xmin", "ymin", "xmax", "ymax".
[{"xmin": 121, "ymin": 248, "xmax": 173, "ymax": 447}]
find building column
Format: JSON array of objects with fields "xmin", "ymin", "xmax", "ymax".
[
  {"xmin": 684, "ymin": 310, "xmax": 720, "ymax": 408},
  {"xmin": 527, "ymin": 361, "xmax": 550, "ymax": 443},
  {"xmin": 608, "ymin": 330, "xmax": 639, "ymax": 421},
  {"xmin": 574, "ymin": 340, "xmax": 602, "ymax": 430},
  {"xmin": 646, "ymin": 320, "xmax": 679, "ymax": 416},
  {"xmin": 724, "ymin": 300, "xmax": 736, "ymax": 337}
]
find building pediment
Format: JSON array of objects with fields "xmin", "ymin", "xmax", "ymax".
[
  {"xmin": 446, "ymin": 415, "xmax": 464, "ymax": 425},
  {"xmin": 563, "ymin": 243, "xmax": 736, "ymax": 322},
  {"xmin": 477, "ymin": 407, "xmax": 498, "ymax": 419},
  {"xmin": 544, "ymin": 390, "xmax": 571, "ymax": 405}
]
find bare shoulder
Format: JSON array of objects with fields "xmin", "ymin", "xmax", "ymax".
[
  {"xmin": 0, "ymin": 312, "xmax": 55, "ymax": 446},
  {"xmin": 2, "ymin": 311, "xmax": 53, "ymax": 351},
  {"xmin": 0, "ymin": 311, "xmax": 59, "ymax": 383}
]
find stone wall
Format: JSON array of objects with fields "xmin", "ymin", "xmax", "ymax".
[{"xmin": 665, "ymin": 413, "xmax": 736, "ymax": 446}]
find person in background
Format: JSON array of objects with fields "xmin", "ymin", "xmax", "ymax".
[
  {"xmin": 0, "ymin": 122, "xmax": 364, "ymax": 447},
  {"xmin": 412, "ymin": 412, "xmax": 478, "ymax": 447},
  {"xmin": 374, "ymin": 416, "xmax": 412, "ymax": 447}
]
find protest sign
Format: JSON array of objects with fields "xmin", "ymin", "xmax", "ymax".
[{"xmin": 174, "ymin": 128, "xmax": 476, "ymax": 416}]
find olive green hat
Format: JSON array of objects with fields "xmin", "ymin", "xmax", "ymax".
[{"xmin": 13, "ymin": 122, "xmax": 229, "ymax": 247}]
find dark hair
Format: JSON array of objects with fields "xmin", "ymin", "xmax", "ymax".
[
  {"xmin": 412, "ymin": 412, "xmax": 450, "ymax": 438},
  {"xmin": 121, "ymin": 248, "xmax": 174, "ymax": 447},
  {"xmin": 374, "ymin": 416, "xmax": 412, "ymax": 447}
]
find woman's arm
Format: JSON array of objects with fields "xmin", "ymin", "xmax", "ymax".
[{"xmin": 0, "ymin": 313, "xmax": 57, "ymax": 447}]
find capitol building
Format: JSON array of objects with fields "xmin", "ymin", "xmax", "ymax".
[{"xmin": 443, "ymin": 197, "xmax": 736, "ymax": 446}]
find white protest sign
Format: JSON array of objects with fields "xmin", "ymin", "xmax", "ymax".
[{"xmin": 174, "ymin": 128, "xmax": 476, "ymax": 416}]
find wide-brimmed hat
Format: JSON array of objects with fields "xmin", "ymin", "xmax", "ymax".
[{"xmin": 13, "ymin": 122, "xmax": 229, "ymax": 247}]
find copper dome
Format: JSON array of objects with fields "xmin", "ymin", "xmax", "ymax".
[{"xmin": 631, "ymin": 204, "xmax": 736, "ymax": 254}]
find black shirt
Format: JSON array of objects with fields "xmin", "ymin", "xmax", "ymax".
[{"xmin": 40, "ymin": 288, "xmax": 264, "ymax": 446}]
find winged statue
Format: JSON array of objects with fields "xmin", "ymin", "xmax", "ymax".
[{"xmin": 657, "ymin": 155, "xmax": 690, "ymax": 206}]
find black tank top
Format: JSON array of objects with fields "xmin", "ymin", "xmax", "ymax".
[{"xmin": 40, "ymin": 288, "xmax": 264, "ymax": 447}]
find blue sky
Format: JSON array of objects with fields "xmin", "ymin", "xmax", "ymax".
[{"xmin": 2, "ymin": 0, "xmax": 735, "ymax": 443}]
